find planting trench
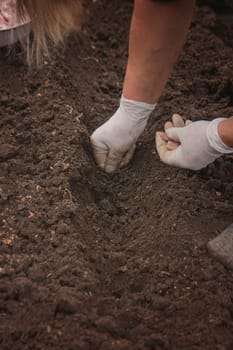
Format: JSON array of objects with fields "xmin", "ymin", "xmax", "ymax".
[{"xmin": 1, "ymin": 1, "xmax": 233, "ymax": 349}]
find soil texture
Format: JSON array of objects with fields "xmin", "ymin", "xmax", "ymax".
[{"xmin": 1, "ymin": 1, "xmax": 233, "ymax": 349}]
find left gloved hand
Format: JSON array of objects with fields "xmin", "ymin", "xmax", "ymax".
[
  {"xmin": 91, "ymin": 96, "xmax": 156, "ymax": 173},
  {"xmin": 155, "ymin": 114, "xmax": 233, "ymax": 170}
]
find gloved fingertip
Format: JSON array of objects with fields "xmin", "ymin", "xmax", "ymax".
[
  {"xmin": 164, "ymin": 121, "xmax": 173, "ymax": 129},
  {"xmin": 105, "ymin": 166, "xmax": 116, "ymax": 173},
  {"xmin": 155, "ymin": 132, "xmax": 168, "ymax": 159},
  {"xmin": 105, "ymin": 160, "xmax": 120, "ymax": 173},
  {"xmin": 185, "ymin": 119, "xmax": 192, "ymax": 126},
  {"xmin": 155, "ymin": 131, "xmax": 165, "ymax": 148},
  {"xmin": 104, "ymin": 150, "xmax": 123, "ymax": 173},
  {"xmin": 90, "ymin": 143, "xmax": 108, "ymax": 170},
  {"xmin": 165, "ymin": 127, "xmax": 181, "ymax": 142},
  {"xmin": 166, "ymin": 140, "xmax": 180, "ymax": 150},
  {"xmin": 120, "ymin": 144, "xmax": 136, "ymax": 168},
  {"xmin": 172, "ymin": 113, "xmax": 184, "ymax": 127}
]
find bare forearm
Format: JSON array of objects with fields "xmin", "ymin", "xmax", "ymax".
[
  {"xmin": 218, "ymin": 117, "xmax": 233, "ymax": 148},
  {"xmin": 123, "ymin": 0, "xmax": 195, "ymax": 103}
]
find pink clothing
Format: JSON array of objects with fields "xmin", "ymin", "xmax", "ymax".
[{"xmin": 0, "ymin": 0, "xmax": 29, "ymax": 30}]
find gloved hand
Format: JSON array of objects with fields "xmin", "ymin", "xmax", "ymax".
[
  {"xmin": 156, "ymin": 114, "xmax": 233, "ymax": 170},
  {"xmin": 91, "ymin": 96, "xmax": 156, "ymax": 173}
]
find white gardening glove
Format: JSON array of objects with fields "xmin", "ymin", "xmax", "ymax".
[
  {"xmin": 91, "ymin": 96, "xmax": 156, "ymax": 173},
  {"xmin": 156, "ymin": 114, "xmax": 233, "ymax": 171}
]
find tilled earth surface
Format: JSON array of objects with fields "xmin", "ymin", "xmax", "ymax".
[{"xmin": 1, "ymin": 1, "xmax": 233, "ymax": 349}]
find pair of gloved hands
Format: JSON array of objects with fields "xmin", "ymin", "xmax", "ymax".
[{"xmin": 91, "ymin": 96, "xmax": 232, "ymax": 173}]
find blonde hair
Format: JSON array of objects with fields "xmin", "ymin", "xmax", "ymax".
[{"xmin": 16, "ymin": 0, "xmax": 84, "ymax": 62}]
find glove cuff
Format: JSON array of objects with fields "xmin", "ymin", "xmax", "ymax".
[
  {"xmin": 207, "ymin": 118, "xmax": 233, "ymax": 154},
  {"xmin": 121, "ymin": 95, "xmax": 156, "ymax": 110},
  {"xmin": 120, "ymin": 95, "xmax": 156, "ymax": 124}
]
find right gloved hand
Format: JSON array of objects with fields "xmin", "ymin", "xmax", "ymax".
[
  {"xmin": 156, "ymin": 114, "xmax": 233, "ymax": 171},
  {"xmin": 91, "ymin": 96, "xmax": 156, "ymax": 173}
]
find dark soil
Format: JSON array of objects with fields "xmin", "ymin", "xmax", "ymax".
[{"xmin": 1, "ymin": 2, "xmax": 233, "ymax": 349}]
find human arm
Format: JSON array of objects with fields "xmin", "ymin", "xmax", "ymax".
[{"xmin": 91, "ymin": 0, "xmax": 195, "ymax": 173}]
